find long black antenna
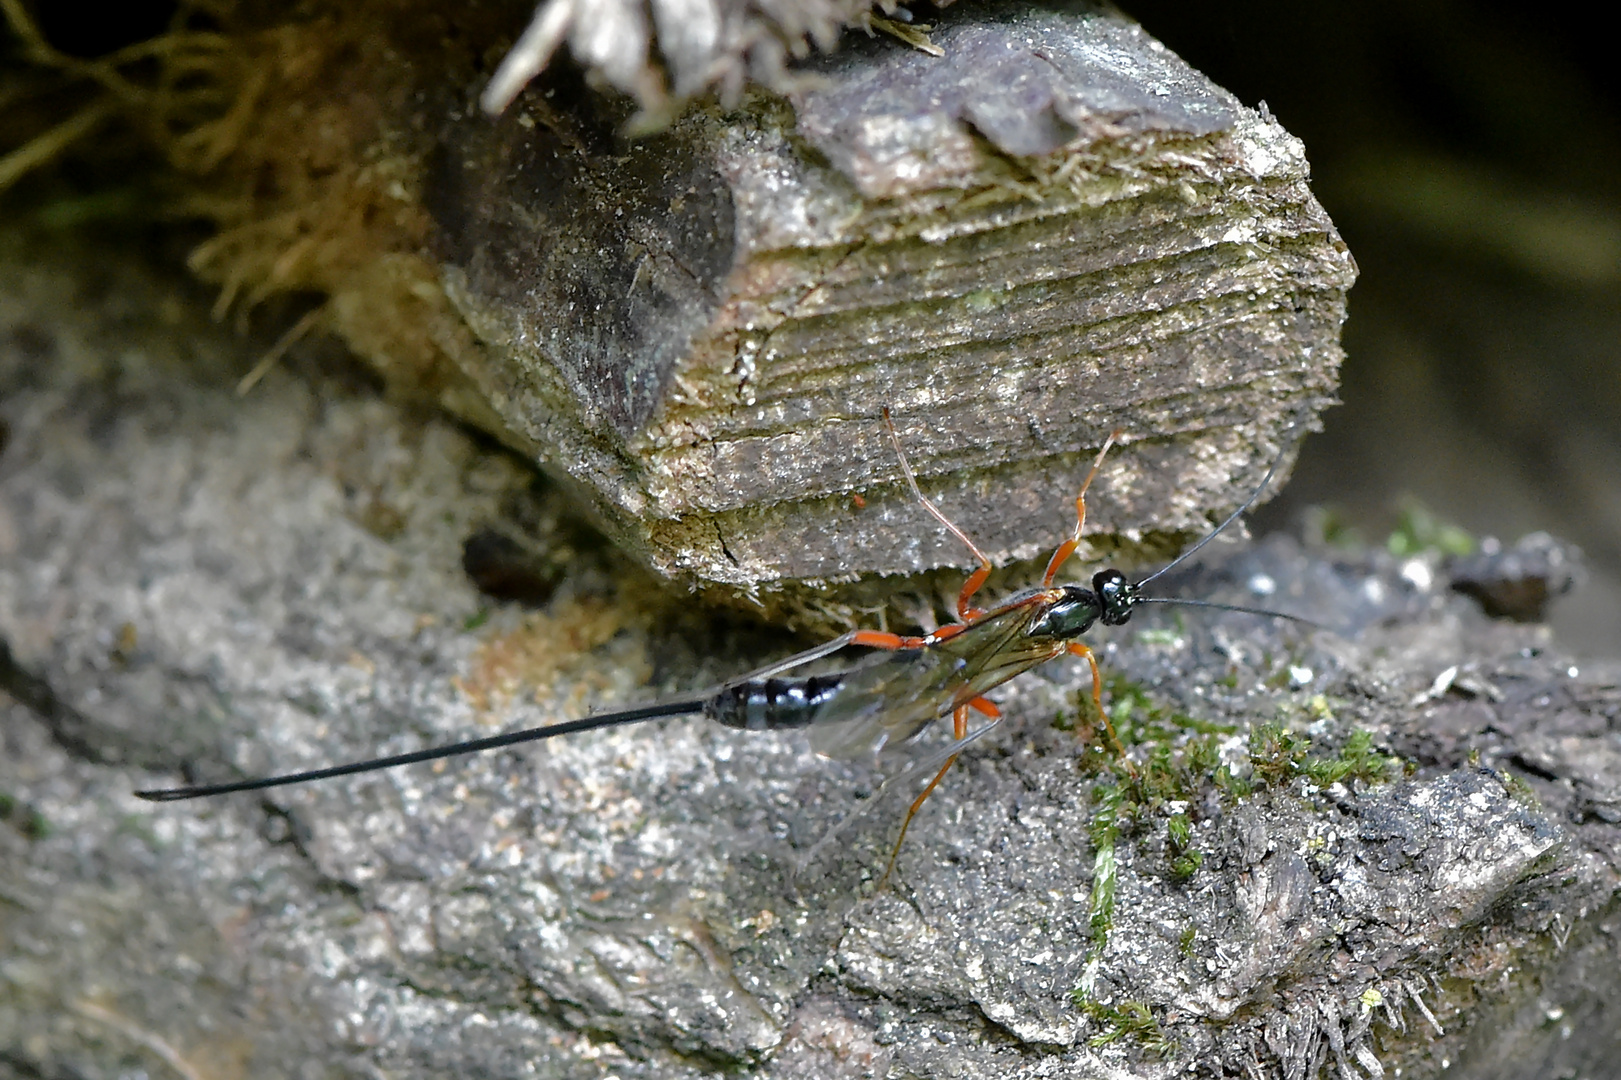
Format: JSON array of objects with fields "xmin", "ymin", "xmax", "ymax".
[
  {"xmin": 1134, "ymin": 596, "xmax": 1322, "ymax": 629},
  {"xmin": 134, "ymin": 699, "xmax": 709, "ymax": 801},
  {"xmin": 1135, "ymin": 440, "xmax": 1294, "ymax": 590}
]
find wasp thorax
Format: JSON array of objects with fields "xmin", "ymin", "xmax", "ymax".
[{"xmin": 1029, "ymin": 585, "xmax": 1102, "ymax": 639}]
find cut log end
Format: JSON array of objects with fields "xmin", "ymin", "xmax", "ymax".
[{"xmin": 427, "ymin": 3, "xmax": 1356, "ymax": 625}]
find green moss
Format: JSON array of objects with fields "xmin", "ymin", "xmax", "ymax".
[
  {"xmin": 1072, "ymin": 999, "xmax": 1169, "ymax": 1051},
  {"xmin": 1245, "ymin": 723, "xmax": 1396, "ymax": 790},
  {"xmin": 1309, "ymin": 723, "xmax": 1400, "ymax": 781},
  {"xmin": 1214, "ymin": 763, "xmax": 1253, "ymax": 799},
  {"xmin": 1116, "ymin": 729, "xmax": 1220, "ymax": 810},
  {"xmin": 1165, "ymin": 811, "xmax": 1203, "ymax": 881},
  {"xmin": 1105, "ymin": 675, "xmax": 1235, "ymax": 747},
  {"xmin": 1061, "ymin": 672, "xmax": 1422, "ymax": 1052},
  {"xmin": 1304, "ymin": 505, "xmax": 1365, "ymax": 549},
  {"xmin": 961, "ymin": 287, "xmax": 1004, "ymax": 312},
  {"xmin": 1166, "ymin": 811, "xmax": 1192, "ymax": 849},
  {"xmin": 1244, "ymin": 720, "xmax": 1400, "ymax": 788},
  {"xmin": 1088, "ymin": 783, "xmax": 1124, "ymax": 946},
  {"xmin": 1387, "ymin": 500, "xmax": 1475, "ymax": 558},
  {"xmin": 1105, "ymin": 679, "xmax": 1147, "ymax": 743},
  {"xmin": 1183, "ymin": 733, "xmax": 1220, "ymax": 775},
  {"xmin": 1133, "ymin": 745, "xmax": 1178, "ymax": 802},
  {"xmin": 1068, "ymin": 681, "xmax": 1405, "ymax": 1014},
  {"xmin": 1169, "ymin": 851, "xmax": 1203, "ymax": 880},
  {"xmin": 21, "ymin": 808, "xmax": 49, "ymax": 841},
  {"xmin": 1248, "ymin": 721, "xmax": 1310, "ymax": 785},
  {"xmin": 1498, "ymin": 768, "xmax": 1541, "ymax": 806}
]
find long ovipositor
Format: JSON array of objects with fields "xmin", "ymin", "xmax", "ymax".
[{"xmin": 136, "ymin": 412, "xmax": 1312, "ymax": 816}]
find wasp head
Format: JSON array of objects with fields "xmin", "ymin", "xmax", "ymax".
[{"xmin": 1094, "ymin": 568, "xmax": 1138, "ymax": 625}]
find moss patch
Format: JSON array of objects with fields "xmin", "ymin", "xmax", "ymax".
[{"xmin": 1068, "ymin": 675, "xmax": 1406, "ymax": 1028}]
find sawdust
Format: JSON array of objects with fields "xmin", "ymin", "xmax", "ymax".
[{"xmin": 456, "ymin": 596, "xmax": 654, "ymax": 716}]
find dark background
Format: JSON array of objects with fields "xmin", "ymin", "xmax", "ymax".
[{"xmin": 1127, "ymin": 0, "xmax": 1621, "ymax": 656}]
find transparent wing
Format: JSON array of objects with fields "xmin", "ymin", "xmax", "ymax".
[
  {"xmin": 806, "ymin": 597, "xmax": 1061, "ymax": 761},
  {"xmin": 793, "ymin": 713, "xmax": 1007, "ymax": 886},
  {"xmin": 805, "ymin": 647, "xmax": 954, "ymax": 759}
]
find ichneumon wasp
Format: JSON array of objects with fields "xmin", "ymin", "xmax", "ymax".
[{"xmin": 136, "ymin": 410, "xmax": 1310, "ymax": 879}]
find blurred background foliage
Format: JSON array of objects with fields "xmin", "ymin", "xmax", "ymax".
[
  {"xmin": 1123, "ymin": 0, "xmax": 1621, "ymax": 656},
  {"xmin": 3, "ymin": 0, "xmax": 1617, "ymax": 653}
]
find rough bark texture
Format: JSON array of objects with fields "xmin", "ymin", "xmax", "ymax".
[
  {"xmin": 2, "ymin": 226, "xmax": 1616, "ymax": 1080},
  {"xmin": 430, "ymin": 1, "xmax": 1354, "ymax": 620}
]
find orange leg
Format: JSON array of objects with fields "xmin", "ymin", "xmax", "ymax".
[
  {"xmin": 851, "ymin": 629, "xmax": 930, "ymax": 650},
  {"xmin": 1042, "ymin": 429, "xmax": 1123, "ymax": 586},
  {"xmin": 1069, "ymin": 641, "xmax": 1105, "ymax": 716},
  {"xmin": 877, "ymin": 701, "xmax": 982, "ymax": 889},
  {"xmin": 1068, "ymin": 642, "xmax": 1132, "ymax": 767},
  {"xmin": 882, "ymin": 408, "xmax": 994, "ymax": 623},
  {"xmin": 954, "ymin": 565, "xmax": 993, "ymax": 624}
]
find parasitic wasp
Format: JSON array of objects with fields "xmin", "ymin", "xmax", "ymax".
[{"xmin": 136, "ymin": 410, "xmax": 1311, "ymax": 876}]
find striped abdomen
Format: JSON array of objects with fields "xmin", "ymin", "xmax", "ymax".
[{"xmin": 705, "ymin": 674, "xmax": 847, "ymax": 731}]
